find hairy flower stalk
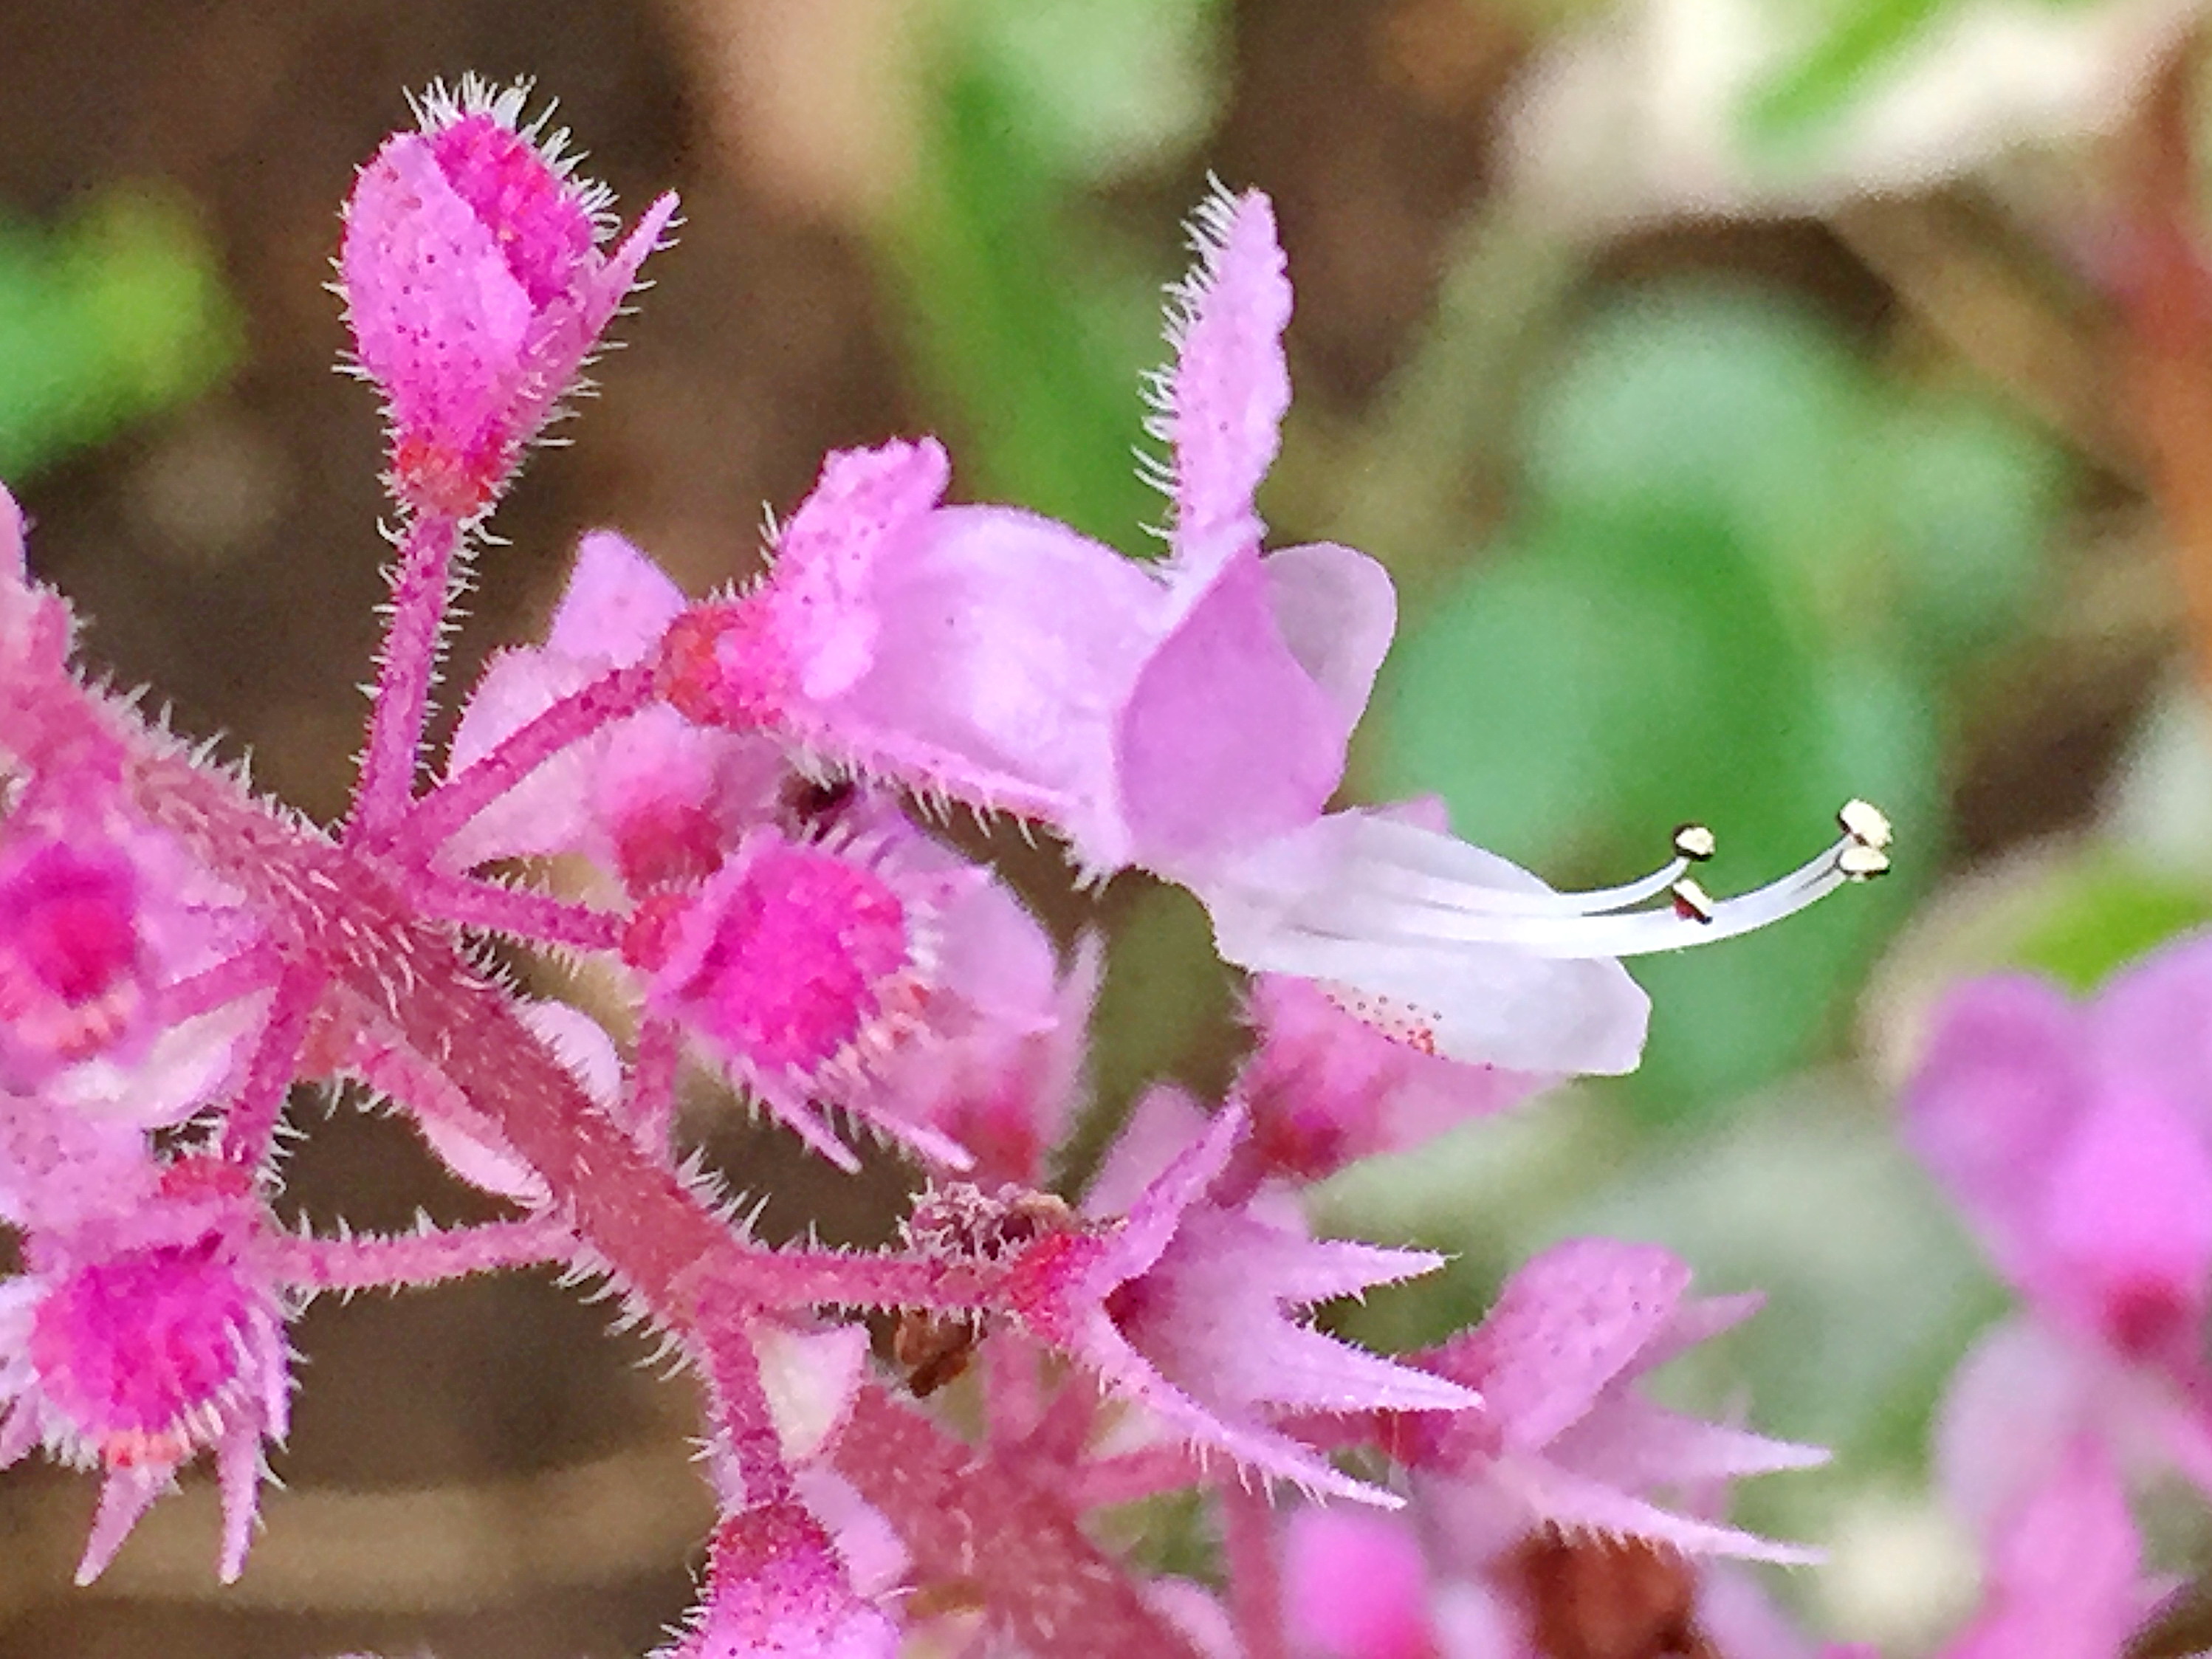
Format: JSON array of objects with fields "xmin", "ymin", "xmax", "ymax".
[{"xmin": 0, "ymin": 83, "xmax": 1889, "ymax": 1655}]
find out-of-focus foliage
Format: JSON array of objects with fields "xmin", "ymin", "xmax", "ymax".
[
  {"xmin": 0, "ymin": 185, "xmax": 237, "ymax": 478},
  {"xmin": 1377, "ymin": 287, "xmax": 2059, "ymax": 1119},
  {"xmin": 879, "ymin": 0, "xmax": 1226, "ymax": 548}
]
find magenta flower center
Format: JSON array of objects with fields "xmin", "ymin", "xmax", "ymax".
[
  {"xmin": 427, "ymin": 113, "xmax": 595, "ymax": 308},
  {"xmin": 0, "ymin": 845, "xmax": 146, "ymax": 1059},
  {"xmin": 29, "ymin": 1236, "xmax": 258, "ymax": 1460},
  {"xmin": 683, "ymin": 844, "xmax": 913, "ymax": 1075}
]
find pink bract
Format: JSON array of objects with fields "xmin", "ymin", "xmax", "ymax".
[{"xmin": 1404, "ymin": 1238, "xmax": 1825, "ymax": 1565}]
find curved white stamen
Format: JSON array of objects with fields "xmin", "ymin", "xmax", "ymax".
[
  {"xmin": 1284, "ymin": 816, "xmax": 1878, "ymax": 961},
  {"xmin": 1347, "ymin": 819, "xmax": 1695, "ymax": 918}
]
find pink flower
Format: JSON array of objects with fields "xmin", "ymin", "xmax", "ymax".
[
  {"xmin": 1002, "ymin": 1102, "xmax": 1477, "ymax": 1502},
  {"xmin": 660, "ymin": 188, "xmax": 1391, "ymax": 882},
  {"xmin": 642, "ymin": 801, "xmax": 1071, "ymax": 1172},
  {"xmin": 444, "ymin": 529, "xmax": 784, "ymax": 881},
  {"xmin": 340, "ymin": 79, "xmax": 678, "ymax": 518},
  {"xmin": 1401, "ymin": 1238, "xmax": 1826, "ymax": 1565},
  {"xmin": 0, "ymin": 1157, "xmax": 291, "ymax": 1584},
  {"xmin": 0, "ymin": 809, "xmax": 267, "ymax": 1125},
  {"xmin": 1906, "ymin": 942, "xmax": 2212, "ymax": 1385},
  {"xmin": 652, "ymin": 189, "xmax": 1889, "ymax": 1082}
]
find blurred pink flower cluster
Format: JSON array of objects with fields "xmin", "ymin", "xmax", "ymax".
[{"xmin": 0, "ymin": 79, "xmax": 1902, "ymax": 1657}]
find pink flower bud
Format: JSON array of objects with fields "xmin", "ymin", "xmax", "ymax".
[{"xmin": 339, "ymin": 79, "xmax": 677, "ymax": 518}]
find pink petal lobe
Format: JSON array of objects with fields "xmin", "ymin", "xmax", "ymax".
[
  {"xmin": 769, "ymin": 438, "xmax": 951, "ymax": 701},
  {"xmin": 2090, "ymin": 932, "xmax": 2212, "ymax": 1133},
  {"xmin": 1942, "ymin": 1439, "xmax": 2140, "ymax": 1659},
  {"xmin": 1263, "ymin": 540, "xmax": 1396, "ymax": 730},
  {"xmin": 1166, "ymin": 187, "xmax": 1292, "ymax": 578},
  {"xmin": 1117, "ymin": 552, "xmax": 1349, "ymax": 875},
  {"xmin": 1431, "ymin": 1239, "xmax": 1690, "ymax": 1452},
  {"xmin": 76, "ymin": 1463, "xmax": 171, "ymax": 1584},
  {"xmin": 1904, "ymin": 975, "xmax": 2086, "ymax": 1277},
  {"xmin": 2040, "ymin": 1080, "xmax": 2212, "ymax": 1361}
]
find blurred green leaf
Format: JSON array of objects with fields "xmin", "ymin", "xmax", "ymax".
[
  {"xmin": 0, "ymin": 185, "xmax": 237, "ymax": 478},
  {"xmin": 885, "ymin": 55, "xmax": 1161, "ymax": 549},
  {"xmin": 1526, "ymin": 288, "xmax": 1872, "ymax": 578},
  {"xmin": 2012, "ymin": 859, "xmax": 2212, "ymax": 992},
  {"xmin": 952, "ymin": 0, "xmax": 1225, "ymax": 182},
  {"xmin": 1744, "ymin": 0, "xmax": 1954, "ymax": 142},
  {"xmin": 1872, "ymin": 397, "xmax": 2060, "ymax": 670}
]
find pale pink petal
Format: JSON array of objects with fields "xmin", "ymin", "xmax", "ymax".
[
  {"xmin": 1941, "ymin": 1440, "xmax": 2140, "ymax": 1659},
  {"xmin": 1086, "ymin": 1083, "xmax": 1214, "ymax": 1217},
  {"xmin": 546, "ymin": 529, "xmax": 688, "ymax": 663},
  {"xmin": 1116, "ymin": 552, "xmax": 1350, "ymax": 876},
  {"xmin": 1695, "ymin": 1564, "xmax": 1827, "ymax": 1659},
  {"xmin": 1934, "ymin": 1319, "xmax": 2095, "ymax": 1537},
  {"xmin": 806, "ymin": 501, "xmax": 1164, "ymax": 858},
  {"xmin": 0, "ymin": 1090, "xmax": 157, "ymax": 1232},
  {"xmin": 77, "ymin": 1463, "xmax": 173, "ymax": 1584},
  {"xmin": 1263, "ymin": 540, "xmax": 1397, "ymax": 731},
  {"xmin": 2090, "ymin": 932, "xmax": 2212, "ymax": 1134},
  {"xmin": 1071, "ymin": 1304, "xmax": 1391, "ymax": 1504},
  {"xmin": 752, "ymin": 1320, "xmax": 870, "ymax": 1464},
  {"xmin": 1547, "ymin": 1395, "xmax": 1828, "ymax": 1494},
  {"xmin": 1904, "ymin": 975, "xmax": 2086, "ymax": 1282},
  {"xmin": 1122, "ymin": 1206, "xmax": 1475, "ymax": 1418},
  {"xmin": 1498, "ymin": 1457, "xmax": 1824, "ymax": 1565},
  {"xmin": 442, "ymin": 648, "xmax": 600, "ymax": 865},
  {"xmin": 1203, "ymin": 812, "xmax": 1652, "ymax": 1076},
  {"xmin": 216, "ymin": 1420, "xmax": 267, "ymax": 1583},
  {"xmin": 767, "ymin": 439, "xmax": 951, "ymax": 700}
]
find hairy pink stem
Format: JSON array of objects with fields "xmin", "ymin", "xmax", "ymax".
[
  {"xmin": 627, "ymin": 1015, "xmax": 681, "ymax": 1147},
  {"xmin": 386, "ymin": 659, "xmax": 659, "ymax": 862},
  {"xmin": 702, "ymin": 1316, "xmax": 797, "ymax": 1505},
  {"xmin": 157, "ymin": 946, "xmax": 283, "ymax": 1022},
  {"xmin": 0, "ymin": 656, "xmax": 1017, "ymax": 1330},
  {"xmin": 832, "ymin": 1384, "xmax": 1207, "ymax": 1659},
  {"xmin": 1220, "ymin": 1479, "xmax": 1289, "ymax": 1659},
  {"xmin": 348, "ymin": 510, "xmax": 464, "ymax": 845},
  {"xmin": 411, "ymin": 869, "xmax": 625, "ymax": 950},
  {"xmin": 272, "ymin": 1215, "xmax": 576, "ymax": 1292},
  {"xmin": 217, "ymin": 964, "xmax": 325, "ymax": 1167}
]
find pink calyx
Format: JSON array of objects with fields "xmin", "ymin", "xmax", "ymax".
[
  {"xmin": 657, "ymin": 599, "xmax": 794, "ymax": 732},
  {"xmin": 650, "ymin": 830, "xmax": 930, "ymax": 1086}
]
